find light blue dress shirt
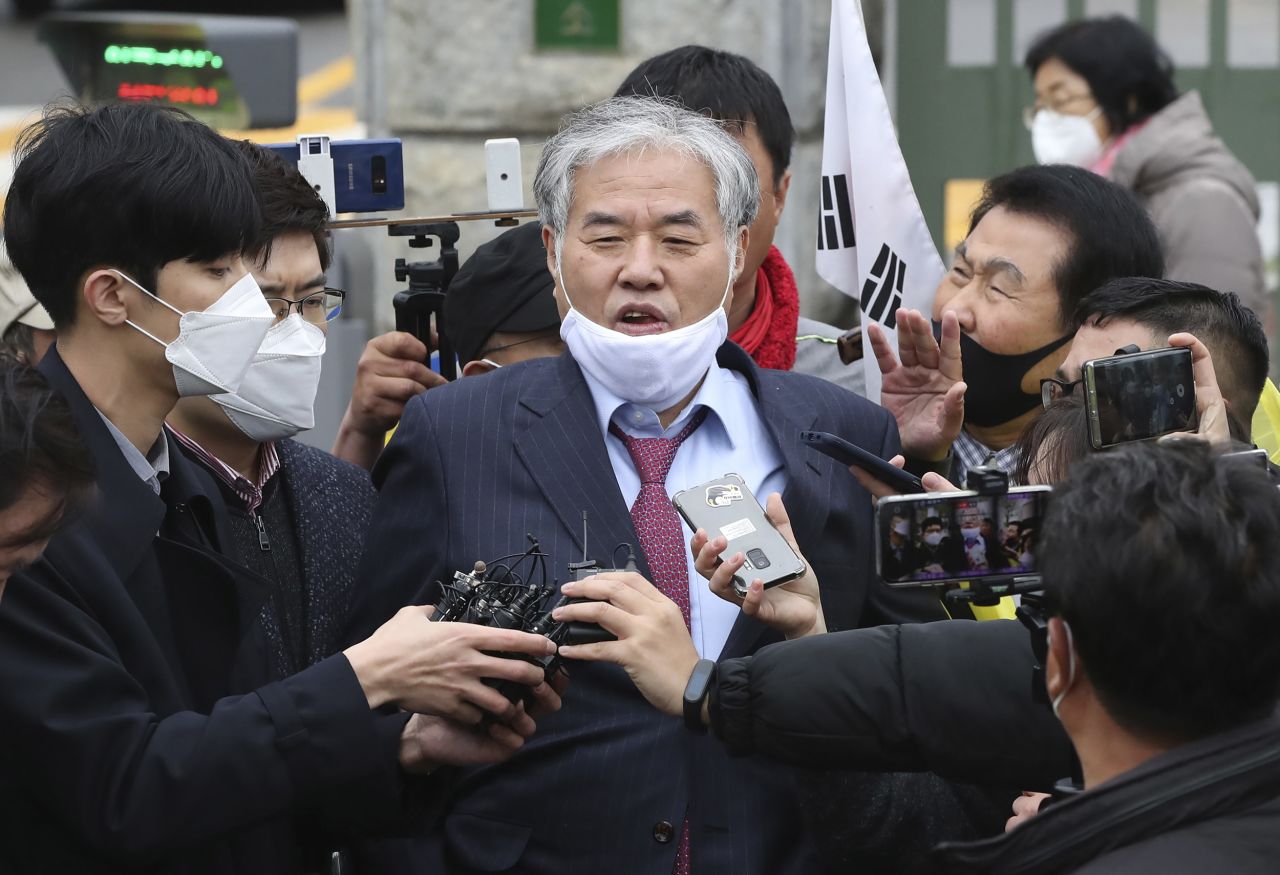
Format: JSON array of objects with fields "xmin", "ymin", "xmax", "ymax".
[
  {"xmin": 582, "ymin": 363, "xmax": 786, "ymax": 659},
  {"xmin": 95, "ymin": 409, "xmax": 170, "ymax": 495}
]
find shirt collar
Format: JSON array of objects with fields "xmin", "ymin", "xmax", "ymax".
[
  {"xmin": 953, "ymin": 429, "xmax": 1021, "ymax": 480},
  {"xmin": 581, "ymin": 361, "xmax": 741, "ymax": 450},
  {"xmin": 94, "ymin": 409, "xmax": 170, "ymax": 495},
  {"xmin": 166, "ymin": 425, "xmax": 281, "ymax": 514}
]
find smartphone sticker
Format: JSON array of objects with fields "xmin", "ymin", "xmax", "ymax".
[
  {"xmin": 706, "ymin": 484, "xmax": 744, "ymax": 507},
  {"xmin": 720, "ymin": 518, "xmax": 757, "ymax": 541}
]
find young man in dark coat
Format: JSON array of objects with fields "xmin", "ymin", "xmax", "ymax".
[{"xmin": 0, "ymin": 103, "xmax": 559, "ymax": 875}]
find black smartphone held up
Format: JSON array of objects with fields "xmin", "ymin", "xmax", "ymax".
[
  {"xmin": 1224, "ymin": 447, "xmax": 1269, "ymax": 470},
  {"xmin": 1083, "ymin": 346, "xmax": 1197, "ymax": 450},
  {"xmin": 672, "ymin": 473, "xmax": 807, "ymax": 596},
  {"xmin": 876, "ymin": 487, "xmax": 1051, "ymax": 587},
  {"xmin": 799, "ymin": 430, "xmax": 925, "ymax": 494}
]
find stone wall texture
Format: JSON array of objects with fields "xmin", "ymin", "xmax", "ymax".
[{"xmin": 352, "ymin": 0, "xmax": 886, "ymax": 331}]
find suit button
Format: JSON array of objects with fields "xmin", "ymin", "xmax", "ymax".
[{"xmin": 652, "ymin": 821, "xmax": 674, "ymax": 843}]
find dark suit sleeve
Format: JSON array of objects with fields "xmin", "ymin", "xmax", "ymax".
[
  {"xmin": 347, "ymin": 392, "xmax": 452, "ymax": 642},
  {"xmin": 860, "ymin": 408, "xmax": 951, "ymax": 625},
  {"xmin": 709, "ymin": 620, "xmax": 1073, "ymax": 789},
  {"xmin": 0, "ymin": 564, "xmax": 404, "ymax": 864}
]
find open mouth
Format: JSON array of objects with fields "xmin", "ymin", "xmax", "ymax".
[{"xmin": 614, "ymin": 306, "xmax": 670, "ymax": 336}]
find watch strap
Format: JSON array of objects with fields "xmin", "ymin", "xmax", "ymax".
[{"xmin": 682, "ymin": 658, "xmax": 716, "ymax": 732}]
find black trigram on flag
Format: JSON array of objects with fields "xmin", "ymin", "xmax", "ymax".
[
  {"xmin": 860, "ymin": 243, "xmax": 904, "ymax": 329},
  {"xmin": 817, "ymin": 174, "xmax": 855, "ymax": 250}
]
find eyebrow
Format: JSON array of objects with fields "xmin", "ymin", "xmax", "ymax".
[
  {"xmin": 581, "ymin": 211, "xmax": 623, "ymax": 230},
  {"xmin": 1054, "ymin": 362, "xmax": 1080, "ymax": 382},
  {"xmin": 259, "ymin": 274, "xmax": 327, "ymax": 296},
  {"xmin": 658, "ymin": 210, "xmax": 704, "ymax": 230},
  {"xmin": 985, "ymin": 256, "xmax": 1026, "ymax": 286},
  {"xmin": 579, "ymin": 210, "xmax": 705, "ymax": 230},
  {"xmin": 954, "ymin": 242, "xmax": 1026, "ymax": 287}
]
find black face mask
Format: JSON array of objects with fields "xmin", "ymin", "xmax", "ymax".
[{"xmin": 933, "ymin": 322, "xmax": 1072, "ymax": 428}]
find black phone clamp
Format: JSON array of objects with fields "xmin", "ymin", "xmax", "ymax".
[{"xmin": 391, "ymin": 221, "xmax": 460, "ymax": 380}]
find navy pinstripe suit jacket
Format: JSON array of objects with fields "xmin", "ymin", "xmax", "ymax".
[{"xmin": 350, "ymin": 343, "xmax": 944, "ymax": 874}]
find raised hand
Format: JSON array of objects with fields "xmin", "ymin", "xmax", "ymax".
[
  {"xmin": 331, "ymin": 331, "xmax": 447, "ymax": 470},
  {"xmin": 1166, "ymin": 332, "xmax": 1232, "ymax": 446},
  {"xmin": 866, "ymin": 309, "xmax": 967, "ymax": 461}
]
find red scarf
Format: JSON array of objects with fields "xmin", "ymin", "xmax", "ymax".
[{"xmin": 729, "ymin": 245, "xmax": 799, "ymax": 371}]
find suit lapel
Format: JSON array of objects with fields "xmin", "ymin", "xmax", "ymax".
[
  {"xmin": 513, "ymin": 347, "xmax": 832, "ymax": 656},
  {"xmin": 513, "ymin": 354, "xmax": 652, "ymax": 579},
  {"xmin": 715, "ymin": 345, "xmax": 831, "ymax": 658}
]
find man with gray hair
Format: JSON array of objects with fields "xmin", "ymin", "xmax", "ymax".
[{"xmin": 350, "ymin": 96, "xmax": 941, "ymax": 874}]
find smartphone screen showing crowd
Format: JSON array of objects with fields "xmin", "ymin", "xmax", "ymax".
[{"xmin": 876, "ymin": 487, "xmax": 1050, "ymax": 587}]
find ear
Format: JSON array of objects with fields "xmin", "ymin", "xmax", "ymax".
[
  {"xmin": 462, "ymin": 359, "xmax": 497, "ymax": 378},
  {"xmin": 734, "ymin": 226, "xmax": 750, "ymax": 282},
  {"xmin": 1044, "ymin": 616, "xmax": 1072, "ymax": 703},
  {"xmin": 771, "ymin": 168, "xmax": 793, "ymax": 220},
  {"xmin": 81, "ymin": 269, "xmax": 133, "ymax": 328},
  {"xmin": 542, "ymin": 225, "xmax": 569, "ymax": 316},
  {"xmin": 542, "ymin": 224, "xmax": 559, "ymax": 278}
]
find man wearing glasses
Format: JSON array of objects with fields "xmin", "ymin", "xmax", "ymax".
[
  {"xmin": 1042, "ymin": 277, "xmax": 1269, "ymax": 445},
  {"xmin": 167, "ymin": 141, "xmax": 373, "ymax": 682}
]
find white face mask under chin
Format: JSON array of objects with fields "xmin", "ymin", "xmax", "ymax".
[
  {"xmin": 1050, "ymin": 621, "xmax": 1077, "ymax": 719},
  {"xmin": 556, "ymin": 250, "xmax": 734, "ymax": 412},
  {"xmin": 212, "ymin": 314, "xmax": 327, "ymax": 442},
  {"xmin": 1031, "ymin": 107, "xmax": 1105, "ymax": 168},
  {"xmin": 117, "ymin": 270, "xmax": 275, "ymax": 397}
]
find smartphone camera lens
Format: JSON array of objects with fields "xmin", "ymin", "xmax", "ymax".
[
  {"xmin": 371, "ymin": 156, "xmax": 387, "ymax": 194},
  {"xmin": 746, "ymin": 548, "xmax": 770, "ymax": 569}
]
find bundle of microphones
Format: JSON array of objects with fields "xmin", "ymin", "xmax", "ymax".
[{"xmin": 429, "ymin": 536, "xmax": 619, "ymax": 707}]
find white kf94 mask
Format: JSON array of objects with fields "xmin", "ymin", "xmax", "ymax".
[
  {"xmin": 117, "ymin": 270, "xmax": 276, "ymax": 397},
  {"xmin": 212, "ymin": 314, "xmax": 327, "ymax": 442}
]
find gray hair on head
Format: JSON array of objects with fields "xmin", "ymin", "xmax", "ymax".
[{"xmin": 534, "ymin": 96, "xmax": 760, "ymax": 267}]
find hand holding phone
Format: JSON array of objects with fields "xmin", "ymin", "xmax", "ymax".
[
  {"xmin": 1084, "ymin": 346, "xmax": 1197, "ymax": 449},
  {"xmin": 800, "ymin": 430, "xmax": 925, "ymax": 494},
  {"xmin": 1167, "ymin": 333, "xmax": 1232, "ymax": 446},
  {"xmin": 673, "ymin": 474, "xmax": 806, "ymax": 595},
  {"xmin": 689, "ymin": 492, "xmax": 825, "ymax": 639}
]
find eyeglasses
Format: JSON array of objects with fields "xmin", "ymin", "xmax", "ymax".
[
  {"xmin": 1040, "ymin": 377, "xmax": 1082, "ymax": 409},
  {"xmin": 1021, "ymin": 95, "xmax": 1098, "ymax": 129},
  {"xmin": 263, "ymin": 288, "xmax": 345, "ymax": 325}
]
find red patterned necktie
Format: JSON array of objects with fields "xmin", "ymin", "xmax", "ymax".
[{"xmin": 608, "ymin": 406, "xmax": 709, "ymax": 875}]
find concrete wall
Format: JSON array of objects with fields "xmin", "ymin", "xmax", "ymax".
[{"xmin": 350, "ymin": 0, "xmax": 886, "ymax": 332}]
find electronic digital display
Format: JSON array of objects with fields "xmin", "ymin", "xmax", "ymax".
[
  {"xmin": 40, "ymin": 13, "xmax": 297, "ymax": 130},
  {"xmin": 92, "ymin": 39, "xmax": 244, "ymax": 126}
]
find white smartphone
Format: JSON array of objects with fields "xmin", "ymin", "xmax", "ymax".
[{"xmin": 484, "ymin": 138, "xmax": 524, "ymax": 211}]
